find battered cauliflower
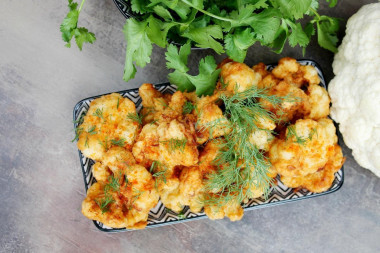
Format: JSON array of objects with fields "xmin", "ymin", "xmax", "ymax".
[
  {"xmin": 219, "ymin": 61, "xmax": 262, "ymax": 93},
  {"xmin": 77, "ymin": 93, "xmax": 140, "ymax": 161},
  {"xmin": 269, "ymin": 118, "xmax": 342, "ymax": 192},
  {"xmin": 82, "ymin": 165, "xmax": 159, "ymax": 229}
]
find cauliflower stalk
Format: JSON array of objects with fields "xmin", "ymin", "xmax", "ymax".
[{"xmin": 328, "ymin": 3, "xmax": 380, "ymax": 177}]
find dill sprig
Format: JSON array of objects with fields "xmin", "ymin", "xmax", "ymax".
[
  {"xmin": 286, "ymin": 125, "xmax": 317, "ymax": 145},
  {"xmin": 203, "ymin": 86, "xmax": 291, "ymax": 207},
  {"xmin": 127, "ymin": 112, "xmax": 143, "ymax": 124},
  {"xmin": 160, "ymin": 138, "xmax": 187, "ymax": 153},
  {"xmin": 110, "ymin": 138, "xmax": 126, "ymax": 147},
  {"xmin": 87, "ymin": 125, "xmax": 97, "ymax": 135},
  {"xmin": 92, "ymin": 108, "xmax": 104, "ymax": 120},
  {"xmin": 116, "ymin": 97, "xmax": 120, "ymax": 109},
  {"xmin": 72, "ymin": 126, "xmax": 83, "ymax": 142},
  {"xmin": 98, "ymin": 136, "xmax": 109, "ymax": 151},
  {"xmin": 183, "ymin": 101, "xmax": 195, "ymax": 114},
  {"xmin": 95, "ymin": 193, "xmax": 114, "ymax": 214},
  {"xmin": 150, "ymin": 161, "xmax": 169, "ymax": 189}
]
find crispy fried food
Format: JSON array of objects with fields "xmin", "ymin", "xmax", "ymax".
[
  {"xmin": 179, "ymin": 166, "xmax": 204, "ymax": 213},
  {"xmin": 157, "ymin": 119, "xmax": 199, "ymax": 167},
  {"xmin": 270, "ymin": 118, "xmax": 338, "ymax": 177},
  {"xmin": 280, "ymin": 145, "xmax": 344, "ymax": 193},
  {"xmin": 195, "ymin": 94, "xmax": 231, "ymax": 144},
  {"xmin": 132, "ymin": 123, "xmax": 160, "ymax": 168},
  {"xmin": 261, "ymin": 81, "xmax": 311, "ymax": 122},
  {"xmin": 204, "ymin": 196, "xmax": 244, "ymax": 221},
  {"xmin": 269, "ymin": 118, "xmax": 343, "ymax": 192},
  {"xmin": 82, "ymin": 165, "xmax": 159, "ymax": 229},
  {"xmin": 77, "ymin": 93, "xmax": 140, "ymax": 161},
  {"xmin": 139, "ymin": 83, "xmax": 171, "ymax": 124},
  {"xmin": 92, "ymin": 162, "xmax": 111, "ymax": 182},
  {"xmin": 219, "ymin": 61, "xmax": 262, "ymax": 93},
  {"xmin": 272, "ymin": 57, "xmax": 300, "ymax": 79},
  {"xmin": 306, "ymin": 84, "xmax": 331, "ymax": 120},
  {"xmin": 248, "ymin": 116, "xmax": 276, "ymax": 151}
]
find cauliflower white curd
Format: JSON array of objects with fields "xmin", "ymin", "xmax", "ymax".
[{"xmin": 328, "ymin": 3, "xmax": 380, "ymax": 176}]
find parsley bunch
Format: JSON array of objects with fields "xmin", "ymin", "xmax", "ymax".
[{"xmin": 60, "ymin": 0, "xmax": 340, "ymax": 96}]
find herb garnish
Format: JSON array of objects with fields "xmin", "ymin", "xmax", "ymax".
[
  {"xmin": 98, "ymin": 136, "xmax": 109, "ymax": 151},
  {"xmin": 127, "ymin": 112, "xmax": 143, "ymax": 124},
  {"xmin": 286, "ymin": 125, "xmax": 317, "ymax": 145},
  {"xmin": 110, "ymin": 138, "xmax": 126, "ymax": 147},
  {"xmin": 95, "ymin": 193, "xmax": 114, "ymax": 214},
  {"xmin": 92, "ymin": 108, "xmax": 104, "ymax": 120},
  {"xmin": 203, "ymin": 86, "xmax": 292, "ymax": 206},
  {"xmin": 160, "ymin": 138, "xmax": 187, "ymax": 153},
  {"xmin": 183, "ymin": 101, "xmax": 195, "ymax": 114}
]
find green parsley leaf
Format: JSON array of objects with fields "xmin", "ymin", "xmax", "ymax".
[
  {"xmin": 131, "ymin": 0, "xmax": 152, "ymax": 14},
  {"xmin": 316, "ymin": 16, "xmax": 340, "ymax": 53},
  {"xmin": 326, "ymin": 0, "xmax": 338, "ymax": 8},
  {"xmin": 247, "ymin": 9, "xmax": 281, "ymax": 44},
  {"xmin": 165, "ymin": 42, "xmax": 191, "ymax": 73},
  {"xmin": 74, "ymin": 27, "xmax": 96, "ymax": 50},
  {"xmin": 225, "ymin": 28, "xmax": 256, "ymax": 62},
  {"xmin": 123, "ymin": 18, "xmax": 153, "ymax": 81},
  {"xmin": 146, "ymin": 16, "xmax": 176, "ymax": 48},
  {"xmin": 187, "ymin": 56, "xmax": 221, "ymax": 96},
  {"xmin": 182, "ymin": 25, "xmax": 224, "ymax": 54},
  {"xmin": 286, "ymin": 20, "xmax": 310, "ymax": 48},
  {"xmin": 275, "ymin": 0, "xmax": 313, "ymax": 20}
]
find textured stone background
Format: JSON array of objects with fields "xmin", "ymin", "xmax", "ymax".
[{"xmin": 1, "ymin": 0, "xmax": 379, "ymax": 252}]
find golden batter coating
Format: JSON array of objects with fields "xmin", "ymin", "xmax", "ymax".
[
  {"xmin": 77, "ymin": 93, "xmax": 140, "ymax": 161},
  {"xmin": 82, "ymin": 165, "xmax": 159, "ymax": 229}
]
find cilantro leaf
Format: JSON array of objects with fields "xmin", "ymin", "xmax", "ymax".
[
  {"xmin": 131, "ymin": 0, "xmax": 152, "ymax": 14},
  {"xmin": 146, "ymin": 16, "xmax": 176, "ymax": 48},
  {"xmin": 165, "ymin": 42, "xmax": 191, "ymax": 72},
  {"xmin": 123, "ymin": 18, "xmax": 153, "ymax": 81},
  {"xmin": 275, "ymin": 0, "xmax": 313, "ymax": 20},
  {"xmin": 326, "ymin": 0, "xmax": 338, "ymax": 8},
  {"xmin": 153, "ymin": 5, "xmax": 174, "ymax": 21},
  {"xmin": 225, "ymin": 28, "xmax": 256, "ymax": 62},
  {"xmin": 316, "ymin": 16, "xmax": 340, "ymax": 53},
  {"xmin": 187, "ymin": 56, "xmax": 221, "ymax": 96},
  {"xmin": 166, "ymin": 44, "xmax": 220, "ymax": 95},
  {"xmin": 182, "ymin": 25, "xmax": 224, "ymax": 54},
  {"xmin": 60, "ymin": 0, "xmax": 96, "ymax": 50},
  {"xmin": 248, "ymin": 8, "xmax": 281, "ymax": 44},
  {"xmin": 286, "ymin": 20, "xmax": 310, "ymax": 48},
  {"xmin": 74, "ymin": 27, "xmax": 96, "ymax": 50}
]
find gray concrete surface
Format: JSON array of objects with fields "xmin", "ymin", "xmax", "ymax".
[{"xmin": 1, "ymin": 0, "xmax": 379, "ymax": 252}]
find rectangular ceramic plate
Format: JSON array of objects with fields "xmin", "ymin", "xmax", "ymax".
[{"xmin": 73, "ymin": 59, "xmax": 344, "ymax": 232}]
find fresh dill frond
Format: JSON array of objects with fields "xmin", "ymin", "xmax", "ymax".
[
  {"xmin": 150, "ymin": 119, "xmax": 158, "ymax": 125},
  {"xmin": 286, "ymin": 125, "xmax": 317, "ymax": 145},
  {"xmin": 92, "ymin": 108, "xmax": 104, "ymax": 120},
  {"xmin": 104, "ymin": 173, "xmax": 122, "ymax": 193},
  {"xmin": 160, "ymin": 138, "xmax": 187, "ymax": 153},
  {"xmin": 116, "ymin": 97, "xmax": 120, "ymax": 109},
  {"xmin": 127, "ymin": 112, "xmax": 143, "ymax": 124},
  {"xmin": 85, "ymin": 136, "xmax": 89, "ymax": 148},
  {"xmin": 183, "ymin": 101, "xmax": 195, "ymax": 114},
  {"xmin": 203, "ymin": 86, "xmax": 291, "ymax": 207},
  {"xmin": 87, "ymin": 125, "xmax": 97, "ymax": 135},
  {"xmin": 72, "ymin": 126, "xmax": 83, "ymax": 142},
  {"xmin": 73, "ymin": 114, "xmax": 85, "ymax": 125},
  {"xmin": 129, "ymin": 187, "xmax": 144, "ymax": 210},
  {"xmin": 110, "ymin": 138, "xmax": 126, "ymax": 147},
  {"xmin": 98, "ymin": 136, "xmax": 109, "ymax": 151},
  {"xmin": 95, "ymin": 193, "xmax": 114, "ymax": 214},
  {"xmin": 124, "ymin": 175, "xmax": 129, "ymax": 186},
  {"xmin": 151, "ymin": 161, "xmax": 168, "ymax": 189}
]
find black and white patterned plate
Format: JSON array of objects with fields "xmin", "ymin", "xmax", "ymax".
[{"xmin": 73, "ymin": 59, "xmax": 344, "ymax": 232}]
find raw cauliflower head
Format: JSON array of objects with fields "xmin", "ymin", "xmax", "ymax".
[{"xmin": 328, "ymin": 3, "xmax": 380, "ymax": 176}]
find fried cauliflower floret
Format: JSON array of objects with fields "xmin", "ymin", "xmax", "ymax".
[
  {"xmin": 77, "ymin": 93, "xmax": 140, "ymax": 160},
  {"xmin": 272, "ymin": 57, "xmax": 300, "ymax": 79},
  {"xmin": 261, "ymin": 81, "xmax": 310, "ymax": 122},
  {"xmin": 153, "ymin": 164, "xmax": 185, "ymax": 213},
  {"xmin": 248, "ymin": 116, "xmax": 276, "ymax": 151},
  {"xmin": 280, "ymin": 144, "xmax": 344, "ymax": 193},
  {"xmin": 92, "ymin": 162, "xmax": 112, "ymax": 182},
  {"xmin": 101, "ymin": 147, "xmax": 136, "ymax": 172},
  {"xmin": 179, "ymin": 166, "xmax": 204, "ymax": 213},
  {"xmin": 132, "ymin": 123, "xmax": 160, "ymax": 168},
  {"xmin": 252, "ymin": 62, "xmax": 269, "ymax": 78},
  {"xmin": 139, "ymin": 83, "xmax": 170, "ymax": 124},
  {"xmin": 219, "ymin": 61, "xmax": 262, "ymax": 93},
  {"xmin": 269, "ymin": 118, "xmax": 339, "ymax": 179},
  {"xmin": 157, "ymin": 119, "xmax": 198, "ymax": 167},
  {"xmin": 306, "ymin": 84, "xmax": 331, "ymax": 120},
  {"xmin": 299, "ymin": 65, "xmax": 320, "ymax": 86},
  {"xmin": 82, "ymin": 165, "xmax": 159, "ymax": 229},
  {"xmin": 195, "ymin": 95, "xmax": 231, "ymax": 144},
  {"xmin": 203, "ymin": 196, "xmax": 244, "ymax": 221},
  {"xmin": 160, "ymin": 91, "xmax": 187, "ymax": 120},
  {"xmin": 259, "ymin": 73, "xmax": 280, "ymax": 89}
]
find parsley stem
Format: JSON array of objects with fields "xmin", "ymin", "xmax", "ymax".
[
  {"xmin": 309, "ymin": 8, "xmax": 320, "ymax": 20},
  {"xmin": 78, "ymin": 0, "xmax": 86, "ymax": 13},
  {"xmin": 180, "ymin": 0, "xmax": 234, "ymax": 23}
]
